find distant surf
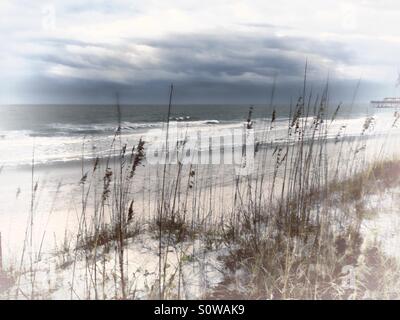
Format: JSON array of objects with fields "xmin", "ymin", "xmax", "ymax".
[{"xmin": 0, "ymin": 104, "xmax": 395, "ymax": 167}]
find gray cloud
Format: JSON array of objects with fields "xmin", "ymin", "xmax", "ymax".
[
  {"xmin": 4, "ymin": 71, "xmax": 387, "ymax": 106},
  {"xmin": 3, "ymin": 30, "xmax": 368, "ymax": 104},
  {"xmin": 21, "ymin": 32, "xmax": 354, "ymax": 85}
]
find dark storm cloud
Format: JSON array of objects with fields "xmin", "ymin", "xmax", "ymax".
[
  {"xmin": 8, "ymin": 31, "xmax": 360, "ymax": 104},
  {"xmin": 27, "ymin": 32, "xmax": 354, "ymax": 80},
  {"xmin": 145, "ymin": 33, "xmax": 354, "ymax": 61},
  {"xmin": 9, "ymin": 75, "xmax": 386, "ymax": 105},
  {"xmin": 141, "ymin": 33, "xmax": 354, "ymax": 79}
]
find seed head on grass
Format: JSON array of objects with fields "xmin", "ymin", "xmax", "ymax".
[{"xmin": 129, "ymin": 139, "xmax": 145, "ymax": 178}]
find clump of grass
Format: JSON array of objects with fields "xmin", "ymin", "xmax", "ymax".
[
  {"xmin": 150, "ymin": 215, "xmax": 196, "ymax": 243},
  {"xmin": 78, "ymin": 222, "xmax": 141, "ymax": 252},
  {"xmin": 213, "ymin": 174, "xmax": 389, "ymax": 300}
]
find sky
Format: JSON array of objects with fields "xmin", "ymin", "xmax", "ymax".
[{"xmin": 1, "ymin": 0, "xmax": 400, "ymax": 104}]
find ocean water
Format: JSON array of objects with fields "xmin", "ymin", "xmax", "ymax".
[
  {"xmin": 0, "ymin": 103, "xmax": 395, "ymax": 168},
  {"xmin": 0, "ymin": 104, "xmax": 260, "ymax": 167}
]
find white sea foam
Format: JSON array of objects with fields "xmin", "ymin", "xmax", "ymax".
[{"xmin": 0, "ymin": 110, "xmax": 399, "ymax": 168}]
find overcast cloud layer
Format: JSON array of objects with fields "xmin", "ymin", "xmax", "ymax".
[{"xmin": 1, "ymin": 0, "xmax": 400, "ymax": 104}]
